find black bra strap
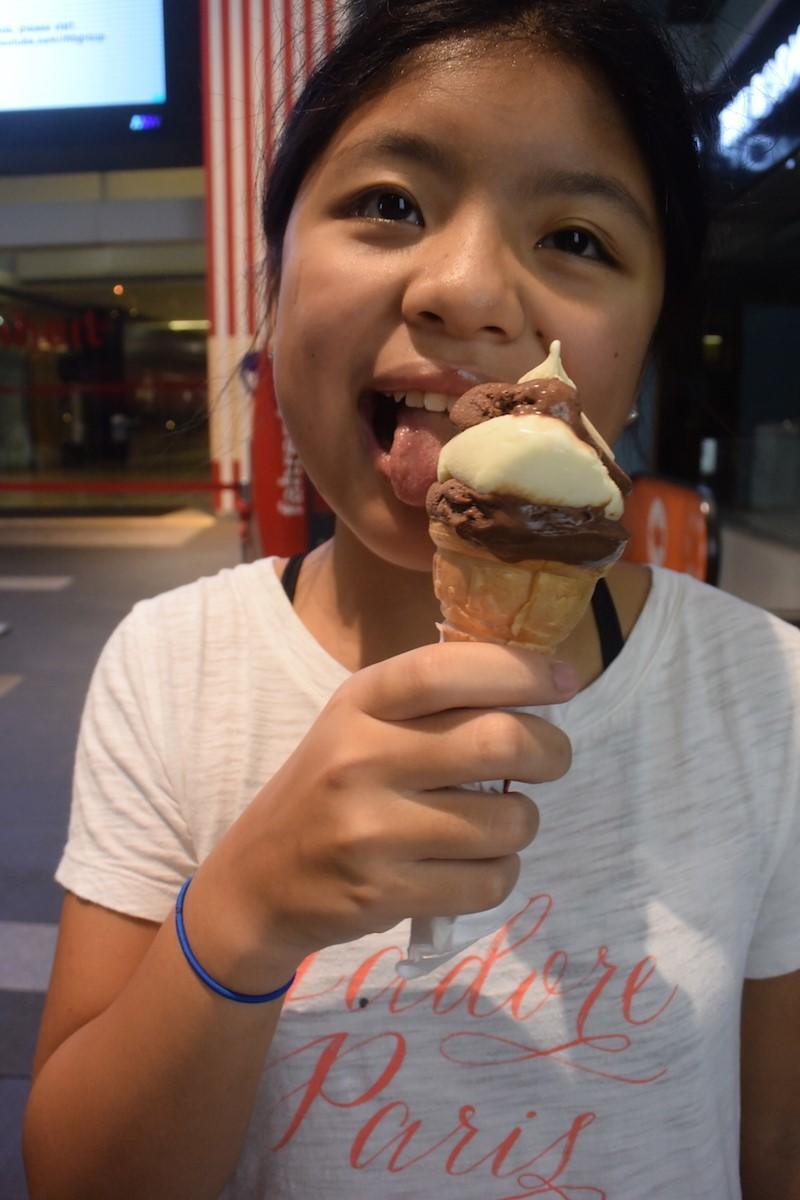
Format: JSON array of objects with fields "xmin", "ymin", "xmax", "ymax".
[
  {"xmin": 281, "ymin": 552, "xmax": 308, "ymax": 605},
  {"xmin": 591, "ymin": 576, "xmax": 624, "ymax": 670},
  {"xmin": 282, "ymin": 548, "xmax": 624, "ymax": 670}
]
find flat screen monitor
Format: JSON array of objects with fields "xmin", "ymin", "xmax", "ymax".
[{"xmin": 0, "ymin": 0, "xmax": 201, "ymax": 174}]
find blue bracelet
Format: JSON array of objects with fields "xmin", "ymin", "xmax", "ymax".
[{"xmin": 175, "ymin": 877, "xmax": 296, "ymax": 1004}]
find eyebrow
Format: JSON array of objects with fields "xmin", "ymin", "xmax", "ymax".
[
  {"xmin": 531, "ymin": 167, "xmax": 654, "ymax": 234},
  {"xmin": 333, "ymin": 131, "xmax": 655, "ymax": 233},
  {"xmin": 333, "ymin": 131, "xmax": 455, "ymax": 176}
]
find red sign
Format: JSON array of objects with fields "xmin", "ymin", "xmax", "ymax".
[{"xmin": 250, "ymin": 362, "xmax": 308, "ymax": 557}]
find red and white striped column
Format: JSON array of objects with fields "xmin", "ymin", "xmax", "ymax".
[{"xmin": 201, "ymin": 0, "xmax": 344, "ymax": 520}]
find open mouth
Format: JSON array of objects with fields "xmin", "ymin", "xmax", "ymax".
[
  {"xmin": 362, "ymin": 389, "xmax": 455, "ymax": 452},
  {"xmin": 368, "ymin": 391, "xmax": 398, "ymax": 453}
]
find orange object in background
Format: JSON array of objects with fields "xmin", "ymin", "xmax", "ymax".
[{"xmin": 623, "ymin": 475, "xmax": 719, "ymax": 584}]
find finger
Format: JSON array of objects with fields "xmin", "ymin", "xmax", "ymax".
[
  {"xmin": 348, "ymin": 641, "xmax": 579, "ymax": 722},
  {"xmin": 391, "ymin": 787, "xmax": 540, "ymax": 862},
  {"xmin": 401, "ymin": 854, "xmax": 523, "ymax": 919},
  {"xmin": 380, "ymin": 707, "xmax": 573, "ymax": 790}
]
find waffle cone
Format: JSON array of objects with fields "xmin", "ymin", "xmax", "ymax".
[{"xmin": 430, "ymin": 520, "xmax": 607, "ymax": 654}]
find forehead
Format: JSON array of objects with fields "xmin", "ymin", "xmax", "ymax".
[{"xmin": 318, "ymin": 40, "xmax": 655, "ymax": 208}]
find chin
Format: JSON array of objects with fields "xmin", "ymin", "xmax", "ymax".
[
  {"xmin": 367, "ymin": 528, "xmax": 437, "ymax": 574},
  {"xmin": 382, "ymin": 539, "xmax": 438, "ymax": 574},
  {"xmin": 342, "ymin": 502, "xmax": 437, "ymax": 574}
]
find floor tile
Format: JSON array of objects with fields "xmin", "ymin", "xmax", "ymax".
[
  {"xmin": 0, "ymin": 676, "xmax": 22, "ymax": 699},
  {"xmin": 0, "ymin": 1078, "xmax": 30, "ymax": 1200},
  {"xmin": 0, "ymin": 991, "xmax": 45, "ymax": 1077},
  {"xmin": 0, "ymin": 923, "xmax": 58, "ymax": 992},
  {"xmin": 0, "ymin": 577, "xmax": 73, "ymax": 591},
  {"xmin": 0, "ymin": 509, "xmax": 216, "ymax": 548}
]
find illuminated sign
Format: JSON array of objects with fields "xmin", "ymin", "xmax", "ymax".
[
  {"xmin": 0, "ymin": 309, "xmax": 109, "ymax": 353},
  {"xmin": 130, "ymin": 114, "xmax": 162, "ymax": 132},
  {"xmin": 719, "ymin": 22, "xmax": 800, "ymax": 152}
]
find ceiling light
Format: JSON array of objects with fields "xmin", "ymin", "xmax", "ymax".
[
  {"xmin": 168, "ymin": 319, "xmax": 210, "ymax": 332},
  {"xmin": 718, "ymin": 23, "xmax": 800, "ymax": 151}
]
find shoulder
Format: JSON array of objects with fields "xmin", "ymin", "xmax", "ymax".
[
  {"xmin": 653, "ymin": 568, "xmax": 800, "ymax": 677},
  {"xmin": 122, "ymin": 558, "xmax": 283, "ymax": 648},
  {"xmin": 646, "ymin": 571, "xmax": 800, "ymax": 775},
  {"xmin": 133, "ymin": 556, "xmax": 281, "ymax": 620},
  {"xmin": 91, "ymin": 558, "xmax": 288, "ymax": 706}
]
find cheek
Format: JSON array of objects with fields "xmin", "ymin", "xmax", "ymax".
[
  {"xmin": 276, "ymin": 251, "xmax": 389, "ymax": 393},
  {"xmin": 275, "ymin": 255, "xmax": 335, "ymax": 358},
  {"xmin": 573, "ymin": 312, "xmax": 655, "ymax": 439},
  {"xmin": 271, "ymin": 285, "xmax": 344, "ymax": 448}
]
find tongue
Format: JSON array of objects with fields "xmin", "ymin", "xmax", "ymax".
[{"xmin": 386, "ymin": 407, "xmax": 451, "ymax": 507}]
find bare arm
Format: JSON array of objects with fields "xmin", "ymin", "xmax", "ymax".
[
  {"xmin": 24, "ymin": 641, "xmax": 574, "ymax": 1199},
  {"xmin": 740, "ymin": 970, "xmax": 800, "ymax": 1200},
  {"xmin": 24, "ymin": 871, "xmax": 298, "ymax": 1200}
]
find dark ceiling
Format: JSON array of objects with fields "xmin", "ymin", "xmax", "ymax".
[
  {"xmin": 666, "ymin": 0, "xmax": 727, "ymax": 22},
  {"xmin": 710, "ymin": 155, "xmax": 800, "ymax": 276}
]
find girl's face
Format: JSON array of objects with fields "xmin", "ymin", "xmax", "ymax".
[{"xmin": 270, "ymin": 44, "xmax": 665, "ymax": 571}]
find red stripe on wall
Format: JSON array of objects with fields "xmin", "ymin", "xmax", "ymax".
[
  {"xmin": 243, "ymin": 0, "xmax": 257, "ymax": 335},
  {"xmin": 200, "ymin": 1, "xmax": 216, "ymax": 337},
  {"xmin": 324, "ymin": 0, "xmax": 335, "ymax": 53},
  {"xmin": 283, "ymin": 0, "xmax": 293, "ymax": 118},
  {"xmin": 221, "ymin": 0, "xmax": 237, "ymax": 337},
  {"xmin": 304, "ymin": 0, "xmax": 314, "ymax": 73}
]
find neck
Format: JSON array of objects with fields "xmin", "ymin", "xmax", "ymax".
[
  {"xmin": 290, "ymin": 529, "xmax": 651, "ymax": 682},
  {"xmin": 293, "ymin": 525, "xmax": 442, "ymax": 671}
]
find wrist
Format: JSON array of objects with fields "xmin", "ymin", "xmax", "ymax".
[
  {"xmin": 176, "ymin": 879, "xmax": 296, "ymax": 1003},
  {"xmin": 182, "ymin": 865, "xmax": 304, "ymax": 997}
]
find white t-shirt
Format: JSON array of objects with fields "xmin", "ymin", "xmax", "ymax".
[{"xmin": 57, "ymin": 561, "xmax": 800, "ymax": 1200}]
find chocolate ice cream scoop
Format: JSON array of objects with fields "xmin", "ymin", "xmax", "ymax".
[
  {"xmin": 427, "ymin": 479, "xmax": 628, "ymax": 568},
  {"xmin": 427, "ymin": 340, "xmax": 632, "ymax": 570}
]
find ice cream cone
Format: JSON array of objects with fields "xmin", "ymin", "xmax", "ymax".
[
  {"xmin": 430, "ymin": 519, "xmax": 605, "ymax": 655},
  {"xmin": 427, "ymin": 342, "xmax": 629, "ymax": 656}
]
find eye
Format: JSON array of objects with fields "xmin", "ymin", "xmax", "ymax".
[
  {"xmin": 537, "ymin": 227, "xmax": 613, "ymax": 264},
  {"xmin": 350, "ymin": 188, "xmax": 423, "ymax": 226}
]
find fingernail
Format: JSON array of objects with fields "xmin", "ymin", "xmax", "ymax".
[{"xmin": 551, "ymin": 661, "xmax": 579, "ymax": 694}]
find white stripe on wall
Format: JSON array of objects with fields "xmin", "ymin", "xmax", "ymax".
[{"xmin": 209, "ymin": 0, "xmax": 228, "ymax": 339}]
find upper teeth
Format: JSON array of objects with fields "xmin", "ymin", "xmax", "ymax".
[{"xmin": 388, "ymin": 391, "xmax": 452, "ymax": 412}]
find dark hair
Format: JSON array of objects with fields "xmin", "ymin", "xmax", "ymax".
[{"xmin": 263, "ymin": 0, "xmax": 708, "ymax": 346}]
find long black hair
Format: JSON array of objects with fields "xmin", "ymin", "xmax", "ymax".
[{"xmin": 263, "ymin": 0, "xmax": 708, "ymax": 347}]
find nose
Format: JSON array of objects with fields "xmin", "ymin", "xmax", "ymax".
[{"xmin": 402, "ymin": 207, "xmax": 527, "ymax": 344}]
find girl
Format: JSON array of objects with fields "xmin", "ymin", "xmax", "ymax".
[{"xmin": 24, "ymin": 2, "xmax": 800, "ymax": 1197}]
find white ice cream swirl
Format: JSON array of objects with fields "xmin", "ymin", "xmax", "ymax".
[{"xmin": 436, "ymin": 341, "xmax": 624, "ymax": 520}]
